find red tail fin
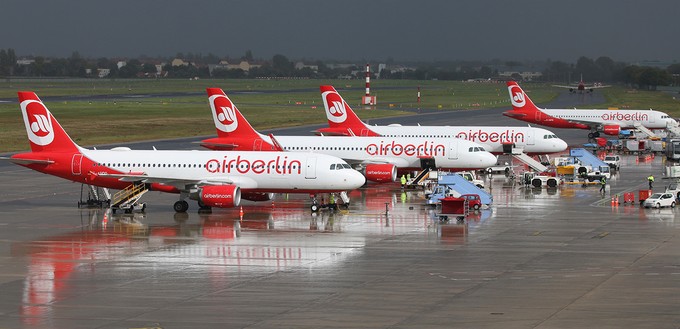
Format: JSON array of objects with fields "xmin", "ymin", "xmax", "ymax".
[
  {"xmin": 18, "ymin": 91, "xmax": 79, "ymax": 153},
  {"xmin": 506, "ymin": 81, "xmax": 541, "ymax": 113},
  {"xmin": 204, "ymin": 88, "xmax": 274, "ymax": 150},
  {"xmin": 319, "ymin": 85, "xmax": 379, "ymax": 136}
]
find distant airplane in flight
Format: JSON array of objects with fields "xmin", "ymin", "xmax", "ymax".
[
  {"xmin": 504, "ymin": 81, "xmax": 675, "ymax": 138},
  {"xmin": 7, "ymin": 92, "xmax": 365, "ymax": 212},
  {"xmin": 314, "ymin": 85, "xmax": 568, "ymax": 155},
  {"xmin": 552, "ymin": 75, "xmax": 610, "ymax": 93}
]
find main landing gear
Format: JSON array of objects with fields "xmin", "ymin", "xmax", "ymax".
[
  {"xmin": 173, "ymin": 200, "xmax": 189, "ymax": 213},
  {"xmin": 587, "ymin": 131, "xmax": 601, "ymax": 139}
]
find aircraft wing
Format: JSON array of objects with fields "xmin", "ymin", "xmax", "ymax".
[
  {"xmin": 552, "ymin": 84, "xmax": 575, "ymax": 89},
  {"xmin": 97, "ymin": 173, "xmax": 259, "ymax": 189}
]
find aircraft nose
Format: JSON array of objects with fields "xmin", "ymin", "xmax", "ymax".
[
  {"xmin": 349, "ymin": 170, "xmax": 366, "ymax": 188},
  {"xmin": 556, "ymin": 138, "xmax": 568, "ymax": 151},
  {"xmin": 480, "ymin": 152, "xmax": 497, "ymax": 168}
]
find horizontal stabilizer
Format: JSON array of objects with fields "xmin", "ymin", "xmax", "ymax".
[
  {"xmin": 196, "ymin": 141, "xmax": 238, "ymax": 150},
  {"xmin": 1, "ymin": 156, "xmax": 54, "ymax": 165}
]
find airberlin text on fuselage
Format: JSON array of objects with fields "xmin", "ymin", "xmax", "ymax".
[
  {"xmin": 366, "ymin": 140, "xmax": 445, "ymax": 156},
  {"xmin": 455, "ymin": 129, "xmax": 525, "ymax": 143},
  {"xmin": 600, "ymin": 112, "xmax": 648, "ymax": 121},
  {"xmin": 205, "ymin": 155, "xmax": 301, "ymax": 175}
]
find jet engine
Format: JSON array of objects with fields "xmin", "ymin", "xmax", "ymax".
[
  {"xmin": 602, "ymin": 125, "xmax": 621, "ymax": 136},
  {"xmin": 241, "ymin": 192, "xmax": 275, "ymax": 202},
  {"xmin": 363, "ymin": 164, "xmax": 397, "ymax": 183},
  {"xmin": 198, "ymin": 185, "xmax": 241, "ymax": 208}
]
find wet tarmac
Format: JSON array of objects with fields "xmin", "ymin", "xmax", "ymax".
[
  {"xmin": 1, "ymin": 151, "xmax": 679, "ymax": 328},
  {"xmin": 2, "ymin": 90, "xmax": 679, "ymax": 328}
]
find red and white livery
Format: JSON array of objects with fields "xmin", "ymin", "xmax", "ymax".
[
  {"xmin": 8, "ymin": 92, "xmax": 366, "ymax": 212},
  {"xmin": 200, "ymin": 88, "xmax": 497, "ymax": 182},
  {"xmin": 504, "ymin": 81, "xmax": 676, "ymax": 138},
  {"xmin": 315, "ymin": 85, "xmax": 567, "ymax": 155}
]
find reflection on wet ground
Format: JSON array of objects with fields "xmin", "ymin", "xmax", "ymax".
[{"xmin": 1, "ymin": 153, "xmax": 679, "ymax": 327}]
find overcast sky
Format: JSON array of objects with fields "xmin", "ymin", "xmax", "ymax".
[{"xmin": 2, "ymin": 0, "xmax": 679, "ymax": 63}]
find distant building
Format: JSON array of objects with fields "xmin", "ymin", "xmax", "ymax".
[
  {"xmin": 498, "ymin": 69, "xmax": 542, "ymax": 81},
  {"xmin": 171, "ymin": 58, "xmax": 190, "ymax": 67},
  {"xmin": 97, "ymin": 68, "xmax": 110, "ymax": 78},
  {"xmin": 208, "ymin": 60, "xmax": 261, "ymax": 76},
  {"xmin": 294, "ymin": 61, "xmax": 318, "ymax": 72},
  {"xmin": 16, "ymin": 58, "xmax": 35, "ymax": 66}
]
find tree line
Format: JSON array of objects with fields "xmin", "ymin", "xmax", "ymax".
[{"xmin": 0, "ymin": 48, "xmax": 677, "ymax": 90}]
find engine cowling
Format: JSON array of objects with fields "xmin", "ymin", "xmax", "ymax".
[
  {"xmin": 364, "ymin": 164, "xmax": 397, "ymax": 183},
  {"xmin": 198, "ymin": 185, "xmax": 241, "ymax": 208},
  {"xmin": 241, "ymin": 192, "xmax": 274, "ymax": 202},
  {"xmin": 602, "ymin": 125, "xmax": 621, "ymax": 136}
]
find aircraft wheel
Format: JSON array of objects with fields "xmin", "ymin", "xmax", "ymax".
[
  {"xmin": 174, "ymin": 200, "xmax": 189, "ymax": 213},
  {"xmin": 311, "ymin": 204, "xmax": 319, "ymax": 212}
]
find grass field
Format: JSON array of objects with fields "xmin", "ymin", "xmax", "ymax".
[{"xmin": 0, "ymin": 78, "xmax": 677, "ymax": 152}]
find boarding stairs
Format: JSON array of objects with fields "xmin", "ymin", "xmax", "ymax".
[
  {"xmin": 78, "ymin": 184, "xmax": 111, "ymax": 208},
  {"xmin": 407, "ymin": 168, "xmax": 432, "ymax": 187},
  {"xmin": 339, "ymin": 191, "xmax": 350, "ymax": 205},
  {"xmin": 110, "ymin": 183, "xmax": 148, "ymax": 213},
  {"xmin": 511, "ymin": 152, "xmax": 548, "ymax": 173},
  {"xmin": 634, "ymin": 122, "xmax": 660, "ymax": 139},
  {"xmin": 666, "ymin": 120, "xmax": 680, "ymax": 137}
]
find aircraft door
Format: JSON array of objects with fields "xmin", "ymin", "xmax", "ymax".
[
  {"xmin": 448, "ymin": 140, "xmax": 459, "ymax": 160},
  {"xmin": 535, "ymin": 111, "xmax": 542, "ymax": 122},
  {"xmin": 305, "ymin": 157, "xmax": 317, "ymax": 179},
  {"xmin": 649, "ymin": 113, "xmax": 655, "ymax": 123},
  {"xmin": 253, "ymin": 139, "xmax": 262, "ymax": 151},
  {"xmin": 71, "ymin": 154, "xmax": 83, "ymax": 175}
]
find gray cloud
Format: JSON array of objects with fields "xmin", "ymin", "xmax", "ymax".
[{"xmin": 2, "ymin": 0, "xmax": 679, "ymax": 62}]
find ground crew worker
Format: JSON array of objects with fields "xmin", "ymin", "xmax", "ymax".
[
  {"xmin": 400, "ymin": 174, "xmax": 407, "ymax": 189},
  {"xmin": 329, "ymin": 194, "xmax": 336, "ymax": 210},
  {"xmin": 406, "ymin": 173, "xmax": 411, "ymax": 182},
  {"xmin": 648, "ymin": 175, "xmax": 654, "ymax": 189},
  {"xmin": 599, "ymin": 176, "xmax": 606, "ymax": 193}
]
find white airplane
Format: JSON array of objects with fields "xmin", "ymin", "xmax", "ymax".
[
  {"xmin": 553, "ymin": 75, "xmax": 610, "ymax": 94},
  {"xmin": 200, "ymin": 88, "xmax": 497, "ymax": 183},
  {"xmin": 314, "ymin": 85, "xmax": 568, "ymax": 155},
  {"xmin": 504, "ymin": 81, "xmax": 676, "ymax": 138},
  {"xmin": 7, "ymin": 92, "xmax": 366, "ymax": 212}
]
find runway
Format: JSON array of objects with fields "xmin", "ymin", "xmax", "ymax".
[{"xmin": 1, "ymin": 90, "xmax": 679, "ymax": 328}]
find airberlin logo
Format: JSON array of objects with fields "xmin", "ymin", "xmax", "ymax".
[
  {"xmin": 21, "ymin": 99, "xmax": 55, "ymax": 146},
  {"xmin": 509, "ymin": 85, "xmax": 526, "ymax": 108},
  {"xmin": 205, "ymin": 155, "xmax": 302, "ymax": 175},
  {"xmin": 601, "ymin": 112, "xmax": 648, "ymax": 121},
  {"xmin": 209, "ymin": 94, "xmax": 238, "ymax": 133},
  {"xmin": 455, "ymin": 129, "xmax": 525, "ymax": 143},
  {"xmin": 322, "ymin": 91, "xmax": 347, "ymax": 123}
]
